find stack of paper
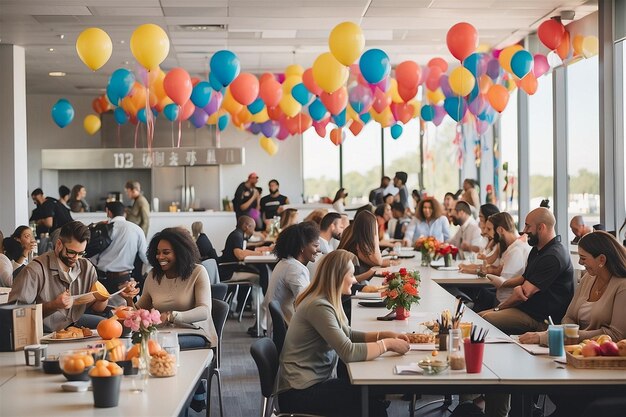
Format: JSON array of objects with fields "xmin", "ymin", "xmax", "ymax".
[{"xmin": 394, "ymin": 364, "xmax": 423, "ymax": 375}]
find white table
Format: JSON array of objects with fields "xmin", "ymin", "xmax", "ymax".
[
  {"xmin": 242, "ymin": 254, "xmax": 278, "ymax": 337},
  {"xmin": 0, "ymin": 340, "xmax": 212, "ymax": 417}
]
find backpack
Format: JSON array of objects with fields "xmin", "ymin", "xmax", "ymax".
[{"xmin": 85, "ymin": 222, "xmax": 114, "ymax": 258}]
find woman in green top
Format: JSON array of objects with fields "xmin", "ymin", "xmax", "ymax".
[{"xmin": 276, "ymin": 249, "xmax": 410, "ymax": 417}]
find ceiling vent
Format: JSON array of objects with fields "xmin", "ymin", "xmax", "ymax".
[{"xmin": 178, "ymin": 24, "xmax": 227, "ymax": 32}]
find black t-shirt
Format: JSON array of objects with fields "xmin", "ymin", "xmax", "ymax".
[
  {"xmin": 518, "ymin": 236, "xmax": 574, "ymax": 323},
  {"xmin": 29, "ymin": 197, "xmax": 57, "ymax": 235},
  {"xmin": 219, "ymin": 228, "xmax": 246, "ymax": 280},
  {"xmin": 260, "ymin": 193, "xmax": 288, "ymax": 220},
  {"xmin": 51, "ymin": 201, "xmax": 73, "ymax": 232},
  {"xmin": 196, "ymin": 233, "xmax": 218, "ymax": 262},
  {"xmin": 233, "ymin": 182, "xmax": 258, "ymax": 218}
]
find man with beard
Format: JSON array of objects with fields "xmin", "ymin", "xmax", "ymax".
[
  {"xmin": 318, "ymin": 212, "xmax": 346, "ymax": 255},
  {"xmin": 480, "ymin": 208, "xmax": 574, "ymax": 335},
  {"xmin": 448, "ymin": 201, "xmax": 482, "ymax": 258},
  {"xmin": 9, "ymin": 221, "xmax": 108, "ymax": 332},
  {"xmin": 260, "ymin": 179, "xmax": 290, "ymax": 226}
]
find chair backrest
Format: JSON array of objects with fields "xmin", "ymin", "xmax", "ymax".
[
  {"xmin": 211, "ymin": 299, "xmax": 229, "ymax": 366},
  {"xmin": 202, "ymin": 258, "xmax": 221, "ymax": 284},
  {"xmin": 250, "ymin": 337, "xmax": 278, "ymax": 399},
  {"xmin": 268, "ymin": 300, "xmax": 287, "ymax": 355},
  {"xmin": 211, "ymin": 283, "xmax": 228, "ymax": 301}
]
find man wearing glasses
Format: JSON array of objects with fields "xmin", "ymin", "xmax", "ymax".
[{"xmin": 9, "ymin": 221, "xmax": 109, "ymax": 332}]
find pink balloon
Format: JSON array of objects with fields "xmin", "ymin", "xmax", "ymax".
[
  {"xmin": 276, "ymin": 123, "xmax": 289, "ymax": 140},
  {"xmin": 425, "ymin": 67, "xmax": 443, "ymax": 91},
  {"xmin": 372, "ymin": 89, "xmax": 391, "ymax": 113},
  {"xmin": 533, "ymin": 54, "xmax": 550, "ymax": 77},
  {"xmin": 433, "ymin": 105, "xmax": 446, "ymax": 126}
]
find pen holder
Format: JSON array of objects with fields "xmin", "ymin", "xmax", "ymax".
[
  {"xmin": 438, "ymin": 332, "xmax": 448, "ymax": 351},
  {"xmin": 463, "ymin": 340, "xmax": 485, "ymax": 373}
]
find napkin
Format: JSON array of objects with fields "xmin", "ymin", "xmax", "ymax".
[
  {"xmin": 394, "ymin": 364, "xmax": 424, "ymax": 375},
  {"xmin": 410, "ymin": 343, "xmax": 436, "ymax": 351}
]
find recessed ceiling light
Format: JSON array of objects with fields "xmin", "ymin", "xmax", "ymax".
[
  {"xmin": 120, "ymin": 40, "xmax": 125, "ymax": 44},
  {"xmin": 48, "ymin": 48, "xmax": 55, "ymax": 52},
  {"xmin": 49, "ymin": 71, "xmax": 66, "ymax": 77},
  {"xmin": 58, "ymin": 34, "xmax": 65, "ymax": 40}
]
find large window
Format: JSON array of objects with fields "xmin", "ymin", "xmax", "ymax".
[
  {"xmin": 302, "ymin": 127, "xmax": 340, "ymax": 202},
  {"xmin": 499, "ymin": 89, "xmax": 519, "ymax": 215},
  {"xmin": 383, "ymin": 120, "xmax": 420, "ymax": 210},
  {"xmin": 423, "ymin": 117, "xmax": 459, "ymax": 201},
  {"xmin": 342, "ymin": 121, "xmax": 382, "ymax": 204},
  {"xmin": 528, "ymin": 73, "xmax": 554, "ymax": 208},
  {"xmin": 567, "ymin": 56, "xmax": 600, "ymax": 236}
]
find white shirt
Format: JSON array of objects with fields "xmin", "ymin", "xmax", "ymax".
[
  {"xmin": 496, "ymin": 238, "xmax": 531, "ymax": 302},
  {"xmin": 90, "ymin": 216, "xmax": 148, "ymax": 272},
  {"xmin": 0, "ymin": 254, "xmax": 13, "ymax": 287},
  {"xmin": 318, "ymin": 237, "xmax": 331, "ymax": 255},
  {"xmin": 448, "ymin": 217, "xmax": 482, "ymax": 254},
  {"xmin": 262, "ymin": 257, "xmax": 310, "ymax": 328}
]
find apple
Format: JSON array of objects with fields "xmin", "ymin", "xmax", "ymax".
[
  {"xmin": 581, "ymin": 340, "xmax": 601, "ymax": 357},
  {"xmin": 616, "ymin": 340, "xmax": 626, "ymax": 357},
  {"xmin": 599, "ymin": 341, "xmax": 620, "ymax": 357}
]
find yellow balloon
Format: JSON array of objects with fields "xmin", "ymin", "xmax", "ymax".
[
  {"xmin": 449, "ymin": 66, "xmax": 476, "ymax": 96},
  {"xmin": 346, "ymin": 103, "xmax": 359, "ymax": 121},
  {"xmin": 285, "ymin": 64, "xmax": 304, "ymax": 78},
  {"xmin": 282, "ymin": 75, "xmax": 301, "ymax": 95},
  {"xmin": 572, "ymin": 34, "xmax": 584, "ymax": 56},
  {"xmin": 259, "ymin": 136, "xmax": 278, "ymax": 156},
  {"xmin": 279, "ymin": 94, "xmax": 302, "ymax": 118},
  {"xmin": 83, "ymin": 114, "xmax": 101, "ymax": 135},
  {"xmin": 76, "ymin": 28, "xmax": 112, "ymax": 71},
  {"xmin": 582, "ymin": 36, "xmax": 599, "ymax": 58},
  {"xmin": 498, "ymin": 44, "xmax": 523, "ymax": 75},
  {"xmin": 312, "ymin": 52, "xmax": 349, "ymax": 94},
  {"xmin": 329, "ymin": 21, "xmax": 365, "ymax": 65},
  {"xmin": 426, "ymin": 88, "xmax": 445, "ymax": 104},
  {"xmin": 207, "ymin": 112, "xmax": 218, "ymax": 125},
  {"xmin": 409, "ymin": 100, "xmax": 421, "ymax": 117},
  {"xmin": 251, "ymin": 107, "xmax": 269, "ymax": 123},
  {"xmin": 130, "ymin": 24, "xmax": 170, "ymax": 70},
  {"xmin": 389, "ymin": 79, "xmax": 404, "ymax": 104},
  {"xmin": 222, "ymin": 88, "xmax": 244, "ymax": 115}
]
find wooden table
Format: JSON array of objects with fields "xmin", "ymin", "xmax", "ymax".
[{"xmin": 0, "ymin": 339, "xmax": 212, "ymax": 416}]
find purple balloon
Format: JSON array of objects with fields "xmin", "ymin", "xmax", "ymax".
[
  {"xmin": 487, "ymin": 59, "xmax": 502, "ymax": 80},
  {"xmin": 276, "ymin": 123, "xmax": 289, "ymax": 140},
  {"xmin": 189, "ymin": 107, "xmax": 208, "ymax": 128},
  {"xmin": 261, "ymin": 120, "xmax": 279, "ymax": 138},
  {"xmin": 476, "ymin": 119, "xmax": 490, "ymax": 134},
  {"xmin": 439, "ymin": 75, "xmax": 453, "ymax": 97},
  {"xmin": 204, "ymin": 91, "xmax": 223, "ymax": 116},
  {"xmin": 433, "ymin": 105, "xmax": 446, "ymax": 126},
  {"xmin": 375, "ymin": 76, "xmax": 390, "ymax": 92},
  {"xmin": 468, "ymin": 96, "xmax": 487, "ymax": 116},
  {"xmin": 249, "ymin": 122, "xmax": 262, "ymax": 135}
]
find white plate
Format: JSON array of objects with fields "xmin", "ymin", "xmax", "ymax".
[
  {"xmin": 437, "ymin": 266, "xmax": 460, "ymax": 271},
  {"xmin": 353, "ymin": 292, "xmax": 384, "ymax": 300},
  {"xmin": 41, "ymin": 332, "xmax": 99, "ymax": 343}
]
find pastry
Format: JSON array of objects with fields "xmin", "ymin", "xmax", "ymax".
[{"xmin": 406, "ymin": 333, "xmax": 436, "ymax": 344}]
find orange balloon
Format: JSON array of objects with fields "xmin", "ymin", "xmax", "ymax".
[
  {"xmin": 349, "ymin": 119, "xmax": 364, "ymax": 136},
  {"xmin": 487, "ymin": 84, "xmax": 509, "ymax": 113},
  {"xmin": 233, "ymin": 106, "xmax": 252, "ymax": 125},
  {"xmin": 284, "ymin": 113, "xmax": 312, "ymax": 135},
  {"xmin": 519, "ymin": 72, "xmax": 538, "ymax": 95},
  {"xmin": 478, "ymin": 75, "xmax": 493, "ymax": 95},
  {"xmin": 395, "ymin": 60, "xmax": 421, "ymax": 89},
  {"xmin": 230, "ymin": 72, "xmax": 259, "ymax": 105},
  {"xmin": 427, "ymin": 57, "xmax": 448, "ymax": 73},
  {"xmin": 120, "ymin": 96, "xmax": 138, "ymax": 117},
  {"xmin": 259, "ymin": 72, "xmax": 275, "ymax": 85},
  {"xmin": 446, "ymin": 22, "xmax": 479, "ymax": 62},
  {"xmin": 330, "ymin": 128, "xmax": 344, "ymax": 146},
  {"xmin": 499, "ymin": 45, "xmax": 523, "ymax": 75},
  {"xmin": 320, "ymin": 87, "xmax": 348, "ymax": 116},
  {"xmin": 129, "ymin": 82, "xmax": 147, "ymax": 110},
  {"xmin": 556, "ymin": 30, "xmax": 570, "ymax": 60},
  {"xmin": 572, "ymin": 34, "xmax": 584, "ymax": 56},
  {"xmin": 267, "ymin": 105, "xmax": 283, "ymax": 121},
  {"xmin": 179, "ymin": 100, "xmax": 195, "ymax": 121},
  {"xmin": 259, "ymin": 77, "xmax": 283, "ymax": 107},
  {"xmin": 164, "ymin": 67, "xmax": 192, "ymax": 106},
  {"xmin": 302, "ymin": 68, "xmax": 322, "ymax": 96}
]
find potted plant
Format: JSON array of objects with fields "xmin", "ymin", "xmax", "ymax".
[
  {"xmin": 414, "ymin": 236, "xmax": 441, "ymax": 266},
  {"xmin": 381, "ymin": 268, "xmax": 421, "ymax": 320},
  {"xmin": 436, "ymin": 243, "xmax": 459, "ymax": 267}
]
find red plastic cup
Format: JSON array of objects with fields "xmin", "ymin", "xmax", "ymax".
[{"xmin": 463, "ymin": 340, "xmax": 485, "ymax": 374}]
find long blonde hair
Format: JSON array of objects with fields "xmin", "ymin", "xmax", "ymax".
[{"xmin": 295, "ymin": 249, "xmax": 358, "ymax": 326}]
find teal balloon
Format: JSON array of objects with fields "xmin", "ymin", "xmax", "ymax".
[
  {"xmin": 463, "ymin": 53, "xmax": 483, "ymax": 78},
  {"xmin": 210, "ymin": 50, "xmax": 240, "ymax": 87},
  {"xmin": 51, "ymin": 99, "xmax": 74, "ymax": 128},
  {"xmin": 209, "ymin": 72, "xmax": 224, "ymax": 92},
  {"xmin": 359, "ymin": 49, "xmax": 391, "ymax": 84},
  {"xmin": 106, "ymin": 84, "xmax": 120, "ymax": 106},
  {"xmin": 390, "ymin": 124, "xmax": 403, "ymax": 139},
  {"xmin": 444, "ymin": 97, "xmax": 468, "ymax": 122},
  {"xmin": 137, "ymin": 108, "xmax": 147, "ymax": 124},
  {"xmin": 218, "ymin": 113, "xmax": 230, "ymax": 131},
  {"xmin": 109, "ymin": 68, "xmax": 135, "ymax": 99},
  {"xmin": 113, "ymin": 107, "xmax": 129, "ymax": 125},
  {"xmin": 190, "ymin": 81, "xmax": 213, "ymax": 108},
  {"xmin": 332, "ymin": 108, "xmax": 347, "ymax": 127},
  {"xmin": 308, "ymin": 98, "xmax": 327, "ymax": 121},
  {"xmin": 510, "ymin": 50, "xmax": 533, "ymax": 79},
  {"xmin": 360, "ymin": 112, "xmax": 371, "ymax": 124},
  {"xmin": 163, "ymin": 103, "xmax": 179, "ymax": 121},
  {"xmin": 291, "ymin": 83, "xmax": 312, "ymax": 105},
  {"xmin": 420, "ymin": 105, "xmax": 435, "ymax": 122},
  {"xmin": 247, "ymin": 98, "xmax": 265, "ymax": 115}
]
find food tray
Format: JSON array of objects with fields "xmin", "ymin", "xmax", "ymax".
[{"xmin": 565, "ymin": 352, "xmax": 626, "ymax": 369}]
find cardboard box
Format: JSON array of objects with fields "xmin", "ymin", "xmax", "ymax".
[{"xmin": 0, "ymin": 304, "xmax": 43, "ymax": 351}]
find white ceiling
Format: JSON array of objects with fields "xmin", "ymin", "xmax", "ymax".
[{"xmin": 0, "ymin": 0, "xmax": 597, "ymax": 95}]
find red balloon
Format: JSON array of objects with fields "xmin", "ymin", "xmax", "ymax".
[
  {"xmin": 446, "ymin": 22, "xmax": 479, "ymax": 62},
  {"xmin": 164, "ymin": 68, "xmax": 192, "ymax": 106},
  {"xmin": 92, "ymin": 95, "xmax": 111, "ymax": 114},
  {"xmin": 179, "ymin": 100, "xmax": 195, "ymax": 121},
  {"xmin": 398, "ymin": 84, "xmax": 418, "ymax": 102},
  {"xmin": 537, "ymin": 19, "xmax": 565, "ymax": 50},
  {"xmin": 349, "ymin": 119, "xmax": 364, "ymax": 136},
  {"xmin": 284, "ymin": 113, "xmax": 312, "ymax": 135},
  {"xmin": 320, "ymin": 87, "xmax": 348, "ymax": 116},
  {"xmin": 259, "ymin": 72, "xmax": 275, "ymax": 85},
  {"xmin": 191, "ymin": 77, "xmax": 201, "ymax": 86},
  {"xmin": 395, "ymin": 60, "xmax": 421, "ymax": 89},
  {"xmin": 556, "ymin": 30, "xmax": 570, "ymax": 60},
  {"xmin": 259, "ymin": 78, "xmax": 282, "ymax": 107},
  {"xmin": 427, "ymin": 57, "xmax": 448, "ymax": 73},
  {"xmin": 330, "ymin": 128, "xmax": 343, "ymax": 146},
  {"xmin": 302, "ymin": 68, "xmax": 322, "ymax": 96},
  {"xmin": 372, "ymin": 89, "xmax": 391, "ymax": 113},
  {"xmin": 425, "ymin": 66, "xmax": 443, "ymax": 91},
  {"xmin": 390, "ymin": 102, "xmax": 414, "ymax": 124},
  {"xmin": 230, "ymin": 73, "xmax": 259, "ymax": 105},
  {"xmin": 267, "ymin": 105, "xmax": 283, "ymax": 121}
]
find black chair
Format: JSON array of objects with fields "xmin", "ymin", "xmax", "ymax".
[
  {"xmin": 211, "ymin": 283, "xmax": 228, "ymax": 301},
  {"xmin": 582, "ymin": 397, "xmax": 626, "ymax": 417},
  {"xmin": 218, "ymin": 261, "xmax": 255, "ymax": 322},
  {"xmin": 208, "ymin": 299, "xmax": 229, "ymax": 417},
  {"xmin": 250, "ymin": 338, "xmax": 322, "ymax": 417},
  {"xmin": 268, "ymin": 300, "xmax": 287, "ymax": 355}
]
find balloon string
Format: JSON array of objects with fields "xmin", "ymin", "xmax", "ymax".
[
  {"xmin": 117, "ymin": 124, "xmax": 121, "ymax": 148},
  {"xmin": 177, "ymin": 118, "xmax": 182, "ymax": 148},
  {"xmin": 171, "ymin": 121, "xmax": 175, "ymax": 148},
  {"xmin": 134, "ymin": 123, "xmax": 139, "ymax": 149},
  {"xmin": 145, "ymin": 85, "xmax": 154, "ymax": 152}
]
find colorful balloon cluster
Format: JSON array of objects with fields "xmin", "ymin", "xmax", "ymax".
[{"xmin": 57, "ymin": 20, "xmax": 598, "ymax": 155}]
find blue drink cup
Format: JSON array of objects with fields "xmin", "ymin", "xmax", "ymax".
[{"xmin": 548, "ymin": 325, "xmax": 564, "ymax": 356}]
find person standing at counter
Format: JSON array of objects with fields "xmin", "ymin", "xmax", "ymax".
[
  {"xmin": 53, "ymin": 185, "xmax": 73, "ymax": 232},
  {"xmin": 68, "ymin": 184, "xmax": 90, "ymax": 213},
  {"xmin": 29, "ymin": 188, "xmax": 56, "ymax": 237},
  {"xmin": 125, "ymin": 180, "xmax": 150, "ymax": 236},
  {"xmin": 233, "ymin": 173, "xmax": 261, "ymax": 224},
  {"xmin": 260, "ymin": 179, "xmax": 290, "ymax": 227}
]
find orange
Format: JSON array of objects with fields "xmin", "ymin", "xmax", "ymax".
[
  {"xmin": 126, "ymin": 343, "xmax": 140, "ymax": 360},
  {"xmin": 148, "ymin": 339, "xmax": 162, "ymax": 355},
  {"xmin": 97, "ymin": 318, "xmax": 123, "ymax": 340},
  {"xmin": 114, "ymin": 306, "xmax": 133, "ymax": 320}
]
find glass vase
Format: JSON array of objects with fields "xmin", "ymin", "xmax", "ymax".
[
  {"xmin": 444, "ymin": 254, "xmax": 452, "ymax": 267},
  {"xmin": 395, "ymin": 306, "xmax": 410, "ymax": 320},
  {"xmin": 131, "ymin": 332, "xmax": 153, "ymax": 392},
  {"xmin": 420, "ymin": 251, "xmax": 431, "ymax": 267}
]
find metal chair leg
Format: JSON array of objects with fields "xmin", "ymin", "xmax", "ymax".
[
  {"xmin": 215, "ymin": 369, "xmax": 224, "ymax": 417},
  {"xmin": 238, "ymin": 286, "xmax": 252, "ymax": 322}
]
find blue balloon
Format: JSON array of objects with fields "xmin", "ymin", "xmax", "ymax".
[
  {"xmin": 218, "ymin": 113, "xmax": 230, "ymax": 131},
  {"xmin": 390, "ymin": 124, "xmax": 403, "ymax": 139},
  {"xmin": 444, "ymin": 97, "xmax": 468, "ymax": 122},
  {"xmin": 332, "ymin": 108, "xmax": 347, "ymax": 128},
  {"xmin": 113, "ymin": 107, "xmax": 129, "ymax": 125},
  {"xmin": 109, "ymin": 68, "xmax": 135, "ymax": 100},
  {"xmin": 208, "ymin": 72, "xmax": 224, "ymax": 92},
  {"xmin": 137, "ymin": 108, "xmax": 147, "ymax": 124},
  {"xmin": 291, "ymin": 83, "xmax": 312, "ymax": 106},
  {"xmin": 463, "ymin": 53, "xmax": 483, "ymax": 78},
  {"xmin": 308, "ymin": 98, "xmax": 327, "ymax": 121},
  {"xmin": 420, "ymin": 105, "xmax": 435, "ymax": 122},
  {"xmin": 478, "ymin": 106, "xmax": 497, "ymax": 124},
  {"xmin": 190, "ymin": 81, "xmax": 213, "ymax": 108},
  {"xmin": 51, "ymin": 99, "xmax": 74, "ymax": 128},
  {"xmin": 261, "ymin": 120, "xmax": 279, "ymax": 137},
  {"xmin": 163, "ymin": 103, "xmax": 179, "ymax": 122},
  {"xmin": 360, "ymin": 112, "xmax": 372, "ymax": 124},
  {"xmin": 510, "ymin": 50, "xmax": 533, "ymax": 79},
  {"xmin": 106, "ymin": 84, "xmax": 120, "ymax": 106},
  {"xmin": 247, "ymin": 98, "xmax": 265, "ymax": 115},
  {"xmin": 359, "ymin": 49, "xmax": 391, "ymax": 84},
  {"xmin": 210, "ymin": 50, "xmax": 240, "ymax": 87},
  {"xmin": 467, "ymin": 83, "xmax": 480, "ymax": 102}
]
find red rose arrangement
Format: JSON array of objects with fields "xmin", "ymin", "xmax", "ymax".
[{"xmin": 381, "ymin": 268, "xmax": 421, "ymax": 312}]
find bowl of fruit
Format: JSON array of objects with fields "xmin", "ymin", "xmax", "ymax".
[
  {"xmin": 59, "ymin": 350, "xmax": 95, "ymax": 381},
  {"xmin": 417, "ymin": 358, "xmax": 449, "ymax": 375}
]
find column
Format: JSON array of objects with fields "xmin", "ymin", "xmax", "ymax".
[{"xmin": 0, "ymin": 44, "xmax": 29, "ymax": 234}]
